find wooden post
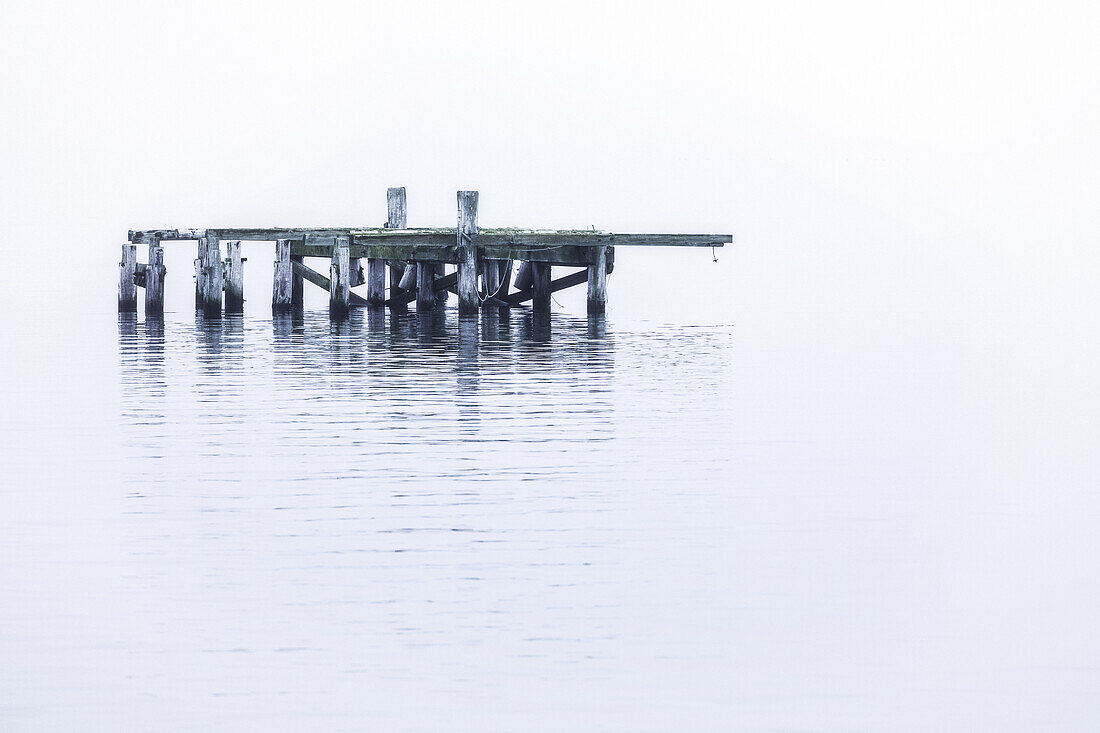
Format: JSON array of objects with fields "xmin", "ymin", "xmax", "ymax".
[
  {"xmin": 384, "ymin": 187, "xmax": 408, "ymax": 311},
  {"xmin": 330, "ymin": 235, "xmax": 350, "ymax": 319},
  {"xmin": 119, "ymin": 244, "xmax": 137, "ymax": 312},
  {"xmin": 482, "ymin": 259, "xmax": 501, "ymax": 298},
  {"xmin": 273, "ymin": 239, "xmax": 293, "ymax": 312},
  {"xmin": 290, "ymin": 250, "xmax": 304, "ymax": 308},
  {"xmin": 515, "ymin": 261, "xmax": 533, "ymax": 291},
  {"xmin": 145, "ymin": 239, "xmax": 165, "ymax": 316},
  {"xmin": 587, "ymin": 245, "xmax": 607, "ymax": 315},
  {"xmin": 457, "ymin": 190, "xmax": 479, "ymax": 316},
  {"xmin": 366, "ymin": 258, "xmax": 385, "ymax": 307},
  {"xmin": 434, "ymin": 263, "xmax": 449, "ymax": 305},
  {"xmin": 532, "ymin": 262, "xmax": 551, "ymax": 313},
  {"xmin": 416, "ymin": 261, "xmax": 435, "ymax": 311},
  {"xmin": 225, "ymin": 240, "xmax": 244, "ymax": 313},
  {"xmin": 202, "ymin": 237, "xmax": 223, "ymax": 318}
]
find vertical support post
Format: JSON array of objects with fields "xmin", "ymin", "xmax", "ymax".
[
  {"xmin": 119, "ymin": 244, "xmax": 137, "ymax": 312},
  {"xmin": 457, "ymin": 190, "xmax": 479, "ymax": 316},
  {"xmin": 515, "ymin": 261, "xmax": 533, "ymax": 291},
  {"xmin": 366, "ymin": 259, "xmax": 386, "ymax": 307},
  {"xmin": 273, "ymin": 239, "xmax": 293, "ymax": 312},
  {"xmin": 434, "ymin": 264, "xmax": 448, "ymax": 305},
  {"xmin": 290, "ymin": 248, "xmax": 304, "ymax": 308},
  {"xmin": 587, "ymin": 245, "xmax": 608, "ymax": 315},
  {"xmin": 195, "ymin": 238, "xmax": 208, "ymax": 309},
  {"xmin": 202, "ymin": 237, "xmax": 223, "ymax": 318},
  {"xmin": 225, "ymin": 240, "xmax": 244, "ymax": 313},
  {"xmin": 330, "ymin": 235, "xmax": 350, "ymax": 319},
  {"xmin": 532, "ymin": 262, "xmax": 551, "ymax": 313},
  {"xmin": 385, "ymin": 187, "xmax": 408, "ymax": 311},
  {"xmin": 145, "ymin": 239, "xmax": 165, "ymax": 316},
  {"xmin": 416, "ymin": 261, "xmax": 435, "ymax": 311},
  {"xmin": 482, "ymin": 260, "xmax": 501, "ymax": 299}
]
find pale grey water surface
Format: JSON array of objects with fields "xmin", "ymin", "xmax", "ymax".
[{"xmin": 2, "ymin": 267, "xmax": 1099, "ymax": 731}]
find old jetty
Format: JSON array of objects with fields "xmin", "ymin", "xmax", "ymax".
[{"xmin": 120, "ymin": 188, "xmax": 731, "ymax": 319}]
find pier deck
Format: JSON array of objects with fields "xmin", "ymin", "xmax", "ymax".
[{"xmin": 120, "ymin": 189, "xmax": 732, "ymax": 318}]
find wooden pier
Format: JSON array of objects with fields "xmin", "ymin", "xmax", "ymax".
[{"xmin": 120, "ymin": 189, "xmax": 731, "ymax": 318}]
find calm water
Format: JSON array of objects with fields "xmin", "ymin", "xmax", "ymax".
[{"xmin": 3, "ymin": 296, "xmax": 1099, "ymax": 731}]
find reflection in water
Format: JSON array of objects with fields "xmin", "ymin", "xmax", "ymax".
[{"xmin": 110, "ymin": 307, "xmax": 735, "ymax": 729}]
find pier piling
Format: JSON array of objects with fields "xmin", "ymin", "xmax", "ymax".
[
  {"xmin": 145, "ymin": 239, "xmax": 165, "ymax": 316},
  {"xmin": 532, "ymin": 262, "xmax": 552, "ymax": 313},
  {"xmin": 457, "ymin": 191, "xmax": 479, "ymax": 316},
  {"xmin": 514, "ymin": 261, "xmax": 533, "ymax": 291},
  {"xmin": 386, "ymin": 187, "xmax": 408, "ymax": 312},
  {"xmin": 273, "ymin": 239, "xmax": 293, "ymax": 312},
  {"xmin": 587, "ymin": 245, "xmax": 608, "ymax": 315},
  {"xmin": 330, "ymin": 235, "xmax": 351, "ymax": 319},
  {"xmin": 119, "ymin": 244, "xmax": 138, "ymax": 312},
  {"xmin": 202, "ymin": 237, "xmax": 223, "ymax": 318},
  {"xmin": 416, "ymin": 260, "xmax": 435, "ymax": 311},
  {"xmin": 225, "ymin": 240, "xmax": 244, "ymax": 313},
  {"xmin": 291, "ymin": 250, "xmax": 304, "ymax": 308}
]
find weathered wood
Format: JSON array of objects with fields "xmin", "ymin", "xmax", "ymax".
[
  {"xmin": 457, "ymin": 191, "xmax": 479, "ymax": 316},
  {"xmin": 386, "ymin": 272, "xmax": 456, "ymax": 307},
  {"xmin": 387, "ymin": 187, "xmax": 407, "ymax": 229},
  {"xmin": 388, "ymin": 262, "xmax": 407, "ymax": 313},
  {"xmin": 131, "ymin": 227, "xmax": 730, "ymax": 249},
  {"xmin": 295, "ymin": 242, "xmax": 613, "ymax": 267},
  {"xmin": 202, "ymin": 237, "xmax": 223, "ymax": 318},
  {"xmin": 434, "ymin": 263, "xmax": 448, "ymax": 305},
  {"xmin": 498, "ymin": 259, "xmax": 513, "ymax": 299},
  {"xmin": 503, "ymin": 268, "xmax": 589, "ymax": 306},
  {"xmin": 195, "ymin": 238, "xmax": 208, "ymax": 309},
  {"xmin": 291, "ymin": 260, "xmax": 370, "ymax": 307},
  {"xmin": 531, "ymin": 261, "xmax": 551, "ymax": 313},
  {"xmin": 272, "ymin": 239, "xmax": 293, "ymax": 312},
  {"xmin": 587, "ymin": 245, "xmax": 608, "ymax": 315},
  {"xmin": 481, "ymin": 259, "xmax": 500, "ymax": 297},
  {"xmin": 366, "ymin": 259, "xmax": 386, "ymax": 306},
  {"xmin": 134, "ymin": 263, "xmax": 147, "ymax": 288},
  {"xmin": 119, "ymin": 244, "xmax": 137, "ymax": 312},
  {"xmin": 399, "ymin": 263, "xmax": 417, "ymax": 290},
  {"xmin": 416, "ymin": 262, "xmax": 435, "ymax": 312},
  {"xmin": 330, "ymin": 236, "xmax": 350, "ymax": 319},
  {"xmin": 224, "ymin": 240, "xmax": 244, "ymax": 313},
  {"xmin": 290, "ymin": 253, "xmax": 304, "ymax": 308},
  {"xmin": 145, "ymin": 240, "xmax": 165, "ymax": 316},
  {"xmin": 386, "ymin": 188, "xmax": 408, "ymax": 312},
  {"xmin": 514, "ymin": 260, "xmax": 533, "ymax": 291}
]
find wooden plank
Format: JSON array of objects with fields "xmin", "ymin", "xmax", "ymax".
[
  {"xmin": 224, "ymin": 240, "xmax": 244, "ymax": 313},
  {"xmin": 587, "ymin": 245, "xmax": 607, "ymax": 315},
  {"xmin": 118, "ymin": 244, "xmax": 137, "ymax": 312},
  {"xmin": 272, "ymin": 239, "xmax": 293, "ymax": 312},
  {"xmin": 291, "ymin": 260, "xmax": 370, "ymax": 307},
  {"xmin": 457, "ymin": 191, "xmax": 479, "ymax": 316},
  {"xmin": 145, "ymin": 241, "xmax": 165, "ymax": 316},
  {"xmin": 130, "ymin": 227, "xmax": 730, "ymax": 248}
]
